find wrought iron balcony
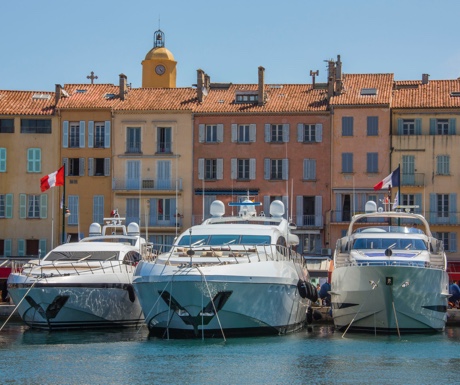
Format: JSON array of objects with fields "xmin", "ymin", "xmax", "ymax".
[
  {"xmin": 112, "ymin": 178, "xmax": 182, "ymax": 191},
  {"xmin": 401, "ymin": 173, "xmax": 425, "ymax": 187}
]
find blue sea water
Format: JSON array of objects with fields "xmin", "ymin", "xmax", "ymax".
[{"xmin": 0, "ymin": 321, "xmax": 460, "ymax": 385}]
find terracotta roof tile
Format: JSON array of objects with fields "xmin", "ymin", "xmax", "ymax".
[
  {"xmin": 114, "ymin": 87, "xmax": 198, "ymax": 111},
  {"xmin": 57, "ymin": 84, "xmax": 121, "ymax": 109},
  {"xmin": 330, "ymin": 74, "xmax": 394, "ymax": 106},
  {"xmin": 0, "ymin": 90, "xmax": 55, "ymax": 115},
  {"xmin": 194, "ymin": 84, "xmax": 328, "ymax": 113},
  {"xmin": 392, "ymin": 79, "xmax": 460, "ymax": 108}
]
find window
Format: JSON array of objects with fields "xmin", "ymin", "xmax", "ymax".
[
  {"xmin": 93, "ymin": 195, "xmax": 104, "ymax": 224},
  {"xmin": 0, "ymin": 148, "xmax": 6, "ymax": 172},
  {"xmin": 127, "ymin": 127, "xmax": 141, "ymax": 153},
  {"xmin": 367, "ymin": 116, "xmax": 378, "ymax": 136},
  {"xmin": 303, "ymin": 233, "xmax": 321, "ymax": 254},
  {"xmin": 402, "ymin": 194, "xmax": 415, "ymax": 206},
  {"xmin": 367, "ymin": 153, "xmax": 378, "ymax": 173},
  {"xmin": 303, "ymin": 159, "xmax": 316, "ymax": 180},
  {"xmin": 20, "ymin": 119, "xmax": 51, "ymax": 134},
  {"xmin": 437, "ymin": 232, "xmax": 451, "ymax": 252},
  {"xmin": 205, "ymin": 159, "xmax": 217, "ymax": 180},
  {"xmin": 0, "ymin": 193, "xmax": 14, "ymax": 220},
  {"xmin": 342, "ymin": 117, "xmax": 353, "ymax": 136},
  {"xmin": 157, "ymin": 198, "xmax": 171, "ymax": 221},
  {"xmin": 303, "ymin": 124, "xmax": 316, "ymax": 142},
  {"xmin": 68, "ymin": 195, "xmax": 79, "ymax": 225},
  {"xmin": 0, "ymin": 195, "xmax": 5, "ymax": 217},
  {"xmin": 94, "ymin": 122, "xmax": 105, "ymax": 148},
  {"xmin": 436, "ymin": 119, "xmax": 449, "ymax": 135},
  {"xmin": 27, "ymin": 195, "xmax": 40, "ymax": 218},
  {"xmin": 402, "ymin": 119, "xmax": 415, "ymax": 135},
  {"xmin": 27, "ymin": 148, "xmax": 41, "ymax": 173},
  {"xmin": 238, "ymin": 125, "xmax": 250, "ymax": 143},
  {"xmin": 88, "ymin": 158, "xmax": 109, "ymax": 176},
  {"xmin": 69, "ymin": 122, "xmax": 80, "ymax": 147},
  {"xmin": 270, "ymin": 124, "xmax": 284, "ymax": 143},
  {"xmin": 437, "ymin": 194, "xmax": 449, "ymax": 218},
  {"xmin": 342, "ymin": 153, "xmax": 353, "ymax": 173},
  {"xmin": 66, "ymin": 158, "xmax": 84, "ymax": 177},
  {"xmin": 235, "ymin": 93, "xmax": 258, "ymax": 103},
  {"xmin": 238, "ymin": 159, "xmax": 250, "ymax": 180},
  {"xmin": 0, "ymin": 119, "xmax": 14, "ymax": 133},
  {"xmin": 270, "ymin": 159, "xmax": 283, "ymax": 180},
  {"xmin": 206, "ymin": 125, "xmax": 218, "ymax": 143},
  {"xmin": 437, "ymin": 155, "xmax": 450, "ymax": 175},
  {"xmin": 157, "ymin": 127, "xmax": 172, "ymax": 153}
]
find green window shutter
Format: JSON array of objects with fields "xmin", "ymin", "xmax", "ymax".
[
  {"xmin": 39, "ymin": 239, "xmax": 47, "ymax": 257},
  {"xmin": 19, "ymin": 194, "xmax": 27, "ymax": 219},
  {"xmin": 88, "ymin": 121, "xmax": 94, "ymax": 148},
  {"xmin": 0, "ymin": 148, "xmax": 6, "ymax": 172},
  {"xmin": 5, "ymin": 193, "xmax": 13, "ymax": 218},
  {"xmin": 17, "ymin": 239, "xmax": 25, "ymax": 256},
  {"xmin": 40, "ymin": 194, "xmax": 48, "ymax": 219},
  {"xmin": 4, "ymin": 239, "xmax": 12, "ymax": 257}
]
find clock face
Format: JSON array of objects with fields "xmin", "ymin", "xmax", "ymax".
[{"xmin": 155, "ymin": 65, "xmax": 166, "ymax": 75}]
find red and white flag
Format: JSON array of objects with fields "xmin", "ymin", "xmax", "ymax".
[
  {"xmin": 40, "ymin": 166, "xmax": 65, "ymax": 192},
  {"xmin": 373, "ymin": 165, "xmax": 400, "ymax": 191}
]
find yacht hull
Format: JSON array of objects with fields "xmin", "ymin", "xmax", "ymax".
[
  {"xmin": 331, "ymin": 265, "xmax": 449, "ymax": 333},
  {"xmin": 134, "ymin": 261, "xmax": 309, "ymax": 338},
  {"xmin": 8, "ymin": 273, "xmax": 144, "ymax": 330}
]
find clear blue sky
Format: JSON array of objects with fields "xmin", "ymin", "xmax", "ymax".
[{"xmin": 2, "ymin": 0, "xmax": 460, "ymax": 91}]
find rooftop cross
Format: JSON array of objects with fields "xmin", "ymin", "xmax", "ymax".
[{"xmin": 87, "ymin": 71, "xmax": 98, "ymax": 84}]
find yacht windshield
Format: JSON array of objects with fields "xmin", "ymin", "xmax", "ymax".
[
  {"xmin": 177, "ymin": 234, "xmax": 271, "ymax": 246},
  {"xmin": 353, "ymin": 238, "xmax": 427, "ymax": 251}
]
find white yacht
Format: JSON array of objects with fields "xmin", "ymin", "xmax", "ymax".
[
  {"xmin": 7, "ymin": 212, "xmax": 151, "ymax": 330},
  {"xmin": 133, "ymin": 199, "xmax": 315, "ymax": 338},
  {"xmin": 331, "ymin": 201, "xmax": 449, "ymax": 334}
]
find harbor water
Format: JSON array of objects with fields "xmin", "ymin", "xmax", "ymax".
[{"xmin": 1, "ymin": 321, "xmax": 460, "ymax": 385}]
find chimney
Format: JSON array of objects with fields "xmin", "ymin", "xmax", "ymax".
[
  {"xmin": 335, "ymin": 55, "xmax": 343, "ymax": 94},
  {"xmin": 422, "ymin": 73, "xmax": 430, "ymax": 85},
  {"xmin": 327, "ymin": 59, "xmax": 335, "ymax": 99},
  {"xmin": 258, "ymin": 66, "xmax": 265, "ymax": 106},
  {"xmin": 55, "ymin": 84, "xmax": 63, "ymax": 105},
  {"xmin": 197, "ymin": 69, "xmax": 205, "ymax": 103},
  {"xmin": 119, "ymin": 73, "xmax": 127, "ymax": 101}
]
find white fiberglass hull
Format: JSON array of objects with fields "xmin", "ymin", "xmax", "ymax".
[
  {"xmin": 331, "ymin": 265, "xmax": 449, "ymax": 333},
  {"xmin": 134, "ymin": 260, "xmax": 309, "ymax": 338},
  {"xmin": 8, "ymin": 270, "xmax": 144, "ymax": 330}
]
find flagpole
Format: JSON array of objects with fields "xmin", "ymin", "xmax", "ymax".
[
  {"xmin": 62, "ymin": 165, "xmax": 66, "ymax": 244},
  {"xmin": 51, "ymin": 187, "xmax": 54, "ymax": 249}
]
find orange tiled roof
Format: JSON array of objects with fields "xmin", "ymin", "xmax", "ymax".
[
  {"xmin": 194, "ymin": 84, "xmax": 328, "ymax": 113},
  {"xmin": 57, "ymin": 84, "xmax": 121, "ymax": 109},
  {"xmin": 0, "ymin": 90, "xmax": 55, "ymax": 115},
  {"xmin": 392, "ymin": 79, "xmax": 460, "ymax": 108},
  {"xmin": 330, "ymin": 73, "xmax": 394, "ymax": 106},
  {"xmin": 114, "ymin": 87, "xmax": 198, "ymax": 111}
]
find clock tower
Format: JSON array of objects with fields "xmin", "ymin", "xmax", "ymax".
[{"xmin": 142, "ymin": 29, "xmax": 177, "ymax": 88}]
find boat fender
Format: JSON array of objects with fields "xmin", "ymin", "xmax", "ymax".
[
  {"xmin": 308, "ymin": 283, "xmax": 319, "ymax": 303},
  {"xmin": 125, "ymin": 284, "xmax": 136, "ymax": 303},
  {"xmin": 297, "ymin": 279, "xmax": 308, "ymax": 299},
  {"xmin": 306, "ymin": 306, "xmax": 313, "ymax": 324}
]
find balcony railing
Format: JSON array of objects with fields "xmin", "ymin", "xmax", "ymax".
[
  {"xmin": 112, "ymin": 178, "xmax": 182, "ymax": 191},
  {"xmin": 401, "ymin": 173, "xmax": 425, "ymax": 186}
]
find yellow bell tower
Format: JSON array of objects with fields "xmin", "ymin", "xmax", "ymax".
[{"xmin": 142, "ymin": 29, "xmax": 177, "ymax": 88}]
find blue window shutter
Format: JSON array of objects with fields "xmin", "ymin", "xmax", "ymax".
[
  {"xmin": 88, "ymin": 121, "xmax": 94, "ymax": 148},
  {"xmin": 249, "ymin": 158, "xmax": 256, "ymax": 180},
  {"xmin": 198, "ymin": 158, "xmax": 204, "ymax": 180},
  {"xmin": 415, "ymin": 119, "xmax": 422, "ymax": 135},
  {"xmin": 40, "ymin": 194, "xmax": 48, "ymax": 219},
  {"xmin": 19, "ymin": 194, "xmax": 26, "ymax": 219},
  {"xmin": 450, "ymin": 233, "xmax": 458, "ymax": 253},
  {"xmin": 263, "ymin": 196, "xmax": 270, "ymax": 217},
  {"xmin": 249, "ymin": 124, "xmax": 256, "ymax": 142},
  {"xmin": 150, "ymin": 198, "xmax": 158, "ymax": 225},
  {"xmin": 104, "ymin": 158, "xmax": 110, "ymax": 176},
  {"xmin": 88, "ymin": 158, "xmax": 94, "ymax": 176},
  {"xmin": 316, "ymin": 124, "xmax": 323, "ymax": 142},
  {"xmin": 199, "ymin": 124, "xmax": 205, "ymax": 142},
  {"xmin": 105, "ymin": 121, "xmax": 111, "ymax": 148},
  {"xmin": 63, "ymin": 158, "xmax": 68, "ymax": 176},
  {"xmin": 217, "ymin": 124, "xmax": 223, "ymax": 142},
  {"xmin": 415, "ymin": 194, "xmax": 422, "ymax": 214},
  {"xmin": 397, "ymin": 119, "xmax": 403, "ymax": 135},
  {"xmin": 429, "ymin": 118, "xmax": 436, "ymax": 135},
  {"xmin": 283, "ymin": 124, "xmax": 290, "ymax": 142},
  {"xmin": 315, "ymin": 195, "xmax": 323, "ymax": 226},
  {"xmin": 0, "ymin": 148, "xmax": 6, "ymax": 172},
  {"xmin": 216, "ymin": 159, "xmax": 223, "ymax": 180},
  {"xmin": 5, "ymin": 194, "xmax": 13, "ymax": 218},
  {"xmin": 230, "ymin": 158, "xmax": 237, "ymax": 179},
  {"xmin": 264, "ymin": 158, "xmax": 270, "ymax": 180},
  {"xmin": 264, "ymin": 124, "xmax": 271, "ymax": 142},
  {"xmin": 282, "ymin": 159, "xmax": 289, "ymax": 180},
  {"xmin": 35, "ymin": 148, "xmax": 41, "ymax": 173},
  {"xmin": 449, "ymin": 118, "xmax": 456, "ymax": 135},
  {"xmin": 79, "ymin": 121, "xmax": 85, "ymax": 148},
  {"xmin": 429, "ymin": 193, "xmax": 436, "ymax": 224},
  {"xmin": 79, "ymin": 158, "xmax": 85, "ymax": 176},
  {"xmin": 231, "ymin": 124, "xmax": 237, "ymax": 142},
  {"xmin": 4, "ymin": 239, "xmax": 12, "ymax": 257},
  {"xmin": 297, "ymin": 123, "xmax": 304, "ymax": 142},
  {"xmin": 450, "ymin": 193, "xmax": 457, "ymax": 225},
  {"xmin": 39, "ymin": 239, "xmax": 47, "ymax": 257},
  {"xmin": 63, "ymin": 121, "xmax": 69, "ymax": 148},
  {"xmin": 296, "ymin": 195, "xmax": 303, "ymax": 226},
  {"xmin": 335, "ymin": 193, "xmax": 342, "ymax": 222},
  {"xmin": 17, "ymin": 239, "xmax": 25, "ymax": 256}
]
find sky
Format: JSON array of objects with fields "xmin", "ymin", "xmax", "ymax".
[{"xmin": 1, "ymin": 0, "xmax": 460, "ymax": 91}]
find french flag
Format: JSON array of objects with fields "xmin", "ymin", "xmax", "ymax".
[
  {"xmin": 373, "ymin": 165, "xmax": 400, "ymax": 191},
  {"xmin": 40, "ymin": 166, "xmax": 65, "ymax": 192}
]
